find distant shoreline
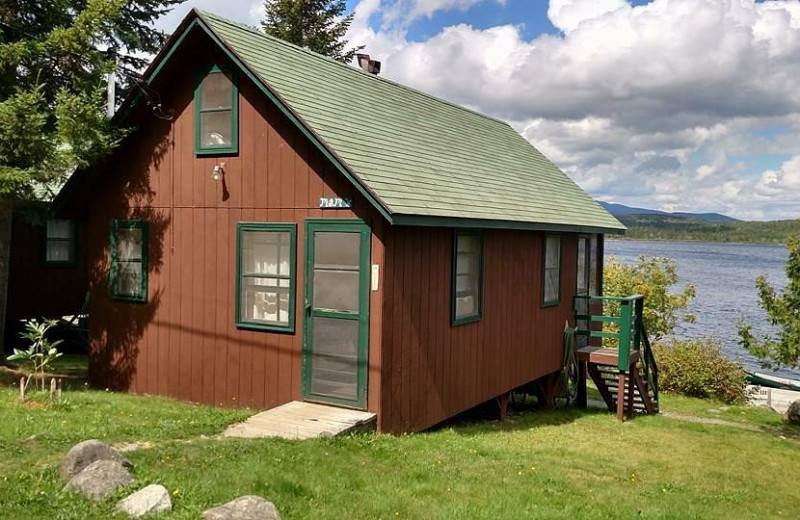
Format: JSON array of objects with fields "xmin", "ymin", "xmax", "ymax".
[{"xmin": 607, "ymin": 236, "xmax": 788, "ymax": 247}]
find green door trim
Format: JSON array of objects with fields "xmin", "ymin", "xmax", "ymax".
[{"xmin": 301, "ymin": 218, "xmax": 371, "ymax": 409}]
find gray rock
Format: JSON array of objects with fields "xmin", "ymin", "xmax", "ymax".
[
  {"xmin": 202, "ymin": 496, "xmax": 281, "ymax": 520},
  {"xmin": 785, "ymin": 399, "xmax": 800, "ymax": 425},
  {"xmin": 63, "ymin": 459, "xmax": 133, "ymax": 501},
  {"xmin": 59, "ymin": 439, "xmax": 133, "ymax": 481},
  {"xmin": 115, "ymin": 484, "xmax": 172, "ymax": 518}
]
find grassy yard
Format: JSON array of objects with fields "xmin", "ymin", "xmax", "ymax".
[{"xmin": 0, "ymin": 358, "xmax": 798, "ymax": 519}]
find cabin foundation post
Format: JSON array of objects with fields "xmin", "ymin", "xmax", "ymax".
[
  {"xmin": 576, "ymin": 360, "xmax": 587, "ymax": 408},
  {"xmin": 496, "ymin": 392, "xmax": 509, "ymax": 422},
  {"xmin": 626, "ymin": 364, "xmax": 636, "ymax": 418},
  {"xmin": 616, "ymin": 372, "xmax": 626, "ymax": 420}
]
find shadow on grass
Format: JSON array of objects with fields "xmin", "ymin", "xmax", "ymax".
[
  {"xmin": 1, "ymin": 354, "xmax": 89, "ymax": 388},
  {"xmin": 429, "ymin": 397, "xmax": 610, "ymax": 437}
]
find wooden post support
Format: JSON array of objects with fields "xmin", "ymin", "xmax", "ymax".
[
  {"xmin": 19, "ymin": 377, "xmax": 25, "ymax": 403},
  {"xmin": 627, "ymin": 365, "xmax": 635, "ymax": 419},
  {"xmin": 49, "ymin": 378, "xmax": 56, "ymax": 403},
  {"xmin": 576, "ymin": 360, "xmax": 587, "ymax": 409},
  {"xmin": 616, "ymin": 372, "xmax": 626, "ymax": 421},
  {"xmin": 496, "ymin": 393, "xmax": 509, "ymax": 422},
  {"xmin": 57, "ymin": 378, "xmax": 62, "ymax": 401}
]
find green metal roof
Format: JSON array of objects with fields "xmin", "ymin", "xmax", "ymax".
[{"xmin": 172, "ymin": 11, "xmax": 624, "ymax": 232}]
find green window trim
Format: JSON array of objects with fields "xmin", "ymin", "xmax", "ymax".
[
  {"xmin": 43, "ymin": 219, "xmax": 78, "ymax": 267},
  {"xmin": 451, "ymin": 230, "xmax": 484, "ymax": 326},
  {"xmin": 236, "ymin": 222, "xmax": 297, "ymax": 333},
  {"xmin": 542, "ymin": 234, "xmax": 562, "ymax": 307},
  {"xmin": 110, "ymin": 220, "xmax": 149, "ymax": 303},
  {"xmin": 194, "ymin": 65, "xmax": 239, "ymax": 156}
]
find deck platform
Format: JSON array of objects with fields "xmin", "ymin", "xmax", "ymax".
[
  {"xmin": 222, "ymin": 401, "xmax": 377, "ymax": 440},
  {"xmin": 577, "ymin": 346, "xmax": 640, "ymax": 367}
]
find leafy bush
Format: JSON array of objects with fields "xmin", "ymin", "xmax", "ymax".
[
  {"xmin": 604, "ymin": 255, "xmax": 697, "ymax": 340},
  {"xmin": 653, "ymin": 338, "xmax": 748, "ymax": 404},
  {"xmin": 738, "ymin": 236, "xmax": 800, "ymax": 369}
]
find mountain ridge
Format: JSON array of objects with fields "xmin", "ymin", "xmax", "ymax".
[{"xmin": 598, "ymin": 201, "xmax": 739, "ymax": 222}]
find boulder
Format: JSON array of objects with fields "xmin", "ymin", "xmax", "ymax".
[
  {"xmin": 63, "ymin": 459, "xmax": 133, "ymax": 501},
  {"xmin": 202, "ymin": 495, "xmax": 281, "ymax": 520},
  {"xmin": 115, "ymin": 484, "xmax": 172, "ymax": 518},
  {"xmin": 785, "ymin": 399, "xmax": 800, "ymax": 425},
  {"xmin": 59, "ymin": 439, "xmax": 133, "ymax": 481}
]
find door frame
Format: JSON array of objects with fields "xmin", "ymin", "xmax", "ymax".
[{"xmin": 301, "ymin": 218, "xmax": 371, "ymax": 409}]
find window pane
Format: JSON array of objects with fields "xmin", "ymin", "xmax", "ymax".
[
  {"xmin": 46, "ymin": 220, "xmax": 73, "ymax": 240},
  {"xmin": 240, "ymin": 277, "xmax": 290, "ymax": 325},
  {"xmin": 200, "ymin": 111, "xmax": 233, "ymax": 148},
  {"xmin": 315, "ymin": 232, "xmax": 360, "ymax": 269},
  {"xmin": 545, "ymin": 236, "xmax": 560, "ymax": 268},
  {"xmin": 545, "ymin": 268, "xmax": 560, "ymax": 303},
  {"xmin": 457, "ymin": 235, "xmax": 478, "ymax": 254},
  {"xmin": 454, "ymin": 234, "xmax": 481, "ymax": 320},
  {"xmin": 200, "ymin": 72, "xmax": 232, "ymax": 110},
  {"xmin": 115, "ymin": 262, "xmax": 142, "ymax": 298},
  {"xmin": 116, "ymin": 228, "xmax": 143, "ymax": 260},
  {"xmin": 455, "ymin": 294, "xmax": 476, "ymax": 318},
  {"xmin": 313, "ymin": 269, "xmax": 359, "ymax": 312},
  {"xmin": 589, "ymin": 235, "xmax": 599, "ymax": 295},
  {"xmin": 46, "ymin": 241, "xmax": 72, "ymax": 262},
  {"xmin": 577, "ymin": 238, "xmax": 588, "ymax": 294},
  {"xmin": 310, "ymin": 317, "xmax": 359, "ymax": 400},
  {"xmin": 242, "ymin": 231, "xmax": 290, "ymax": 276}
]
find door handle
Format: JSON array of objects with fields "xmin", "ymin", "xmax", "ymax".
[{"xmin": 305, "ymin": 300, "xmax": 312, "ymax": 313}]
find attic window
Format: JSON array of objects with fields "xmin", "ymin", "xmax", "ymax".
[{"xmin": 195, "ymin": 67, "xmax": 238, "ymax": 155}]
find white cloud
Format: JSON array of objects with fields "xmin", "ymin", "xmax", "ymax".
[
  {"xmin": 345, "ymin": 0, "xmax": 800, "ymax": 219},
  {"xmin": 547, "ymin": 0, "xmax": 626, "ymax": 33}
]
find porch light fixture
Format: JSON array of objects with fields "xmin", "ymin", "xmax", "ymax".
[{"xmin": 211, "ymin": 164, "xmax": 223, "ymax": 181}]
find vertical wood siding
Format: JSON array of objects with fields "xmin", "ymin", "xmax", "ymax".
[
  {"xmin": 6, "ymin": 217, "xmax": 88, "ymax": 336},
  {"xmin": 380, "ymin": 228, "xmax": 582, "ymax": 433},
  {"xmin": 85, "ymin": 39, "xmax": 383, "ymax": 415}
]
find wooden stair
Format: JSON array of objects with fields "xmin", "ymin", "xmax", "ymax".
[{"xmin": 577, "ymin": 347, "xmax": 658, "ymax": 420}]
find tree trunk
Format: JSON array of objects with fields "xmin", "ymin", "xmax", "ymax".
[{"xmin": 0, "ymin": 202, "xmax": 12, "ymax": 354}]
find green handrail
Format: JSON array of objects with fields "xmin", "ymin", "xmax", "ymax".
[{"xmin": 574, "ymin": 294, "xmax": 659, "ymax": 409}]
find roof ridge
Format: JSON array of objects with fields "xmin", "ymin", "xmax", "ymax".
[{"xmin": 195, "ymin": 9, "xmax": 511, "ymax": 128}]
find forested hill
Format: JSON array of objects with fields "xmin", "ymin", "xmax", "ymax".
[{"xmin": 615, "ymin": 214, "xmax": 800, "ymax": 243}]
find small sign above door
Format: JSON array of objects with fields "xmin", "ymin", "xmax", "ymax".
[{"xmin": 319, "ymin": 197, "xmax": 353, "ymax": 209}]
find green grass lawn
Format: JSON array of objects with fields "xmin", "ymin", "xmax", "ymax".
[{"xmin": 0, "ymin": 358, "xmax": 798, "ymax": 519}]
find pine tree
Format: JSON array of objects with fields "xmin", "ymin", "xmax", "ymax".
[
  {"xmin": 262, "ymin": 0, "xmax": 364, "ymax": 63},
  {"xmin": 0, "ymin": 0, "xmax": 183, "ymax": 350},
  {"xmin": 738, "ymin": 236, "xmax": 800, "ymax": 369}
]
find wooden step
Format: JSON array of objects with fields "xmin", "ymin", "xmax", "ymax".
[{"xmin": 587, "ymin": 361, "xmax": 657, "ymax": 419}]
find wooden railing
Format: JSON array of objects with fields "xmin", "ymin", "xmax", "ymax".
[{"xmin": 574, "ymin": 294, "xmax": 659, "ymax": 405}]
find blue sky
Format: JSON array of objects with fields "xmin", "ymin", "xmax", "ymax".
[{"xmin": 157, "ymin": 1, "xmax": 800, "ymax": 220}]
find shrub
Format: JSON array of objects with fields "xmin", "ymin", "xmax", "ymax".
[
  {"xmin": 653, "ymin": 338, "xmax": 748, "ymax": 404},
  {"xmin": 604, "ymin": 255, "xmax": 696, "ymax": 341}
]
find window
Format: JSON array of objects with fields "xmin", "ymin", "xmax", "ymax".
[
  {"xmin": 195, "ymin": 67, "xmax": 238, "ymax": 155},
  {"xmin": 236, "ymin": 223, "xmax": 296, "ymax": 332},
  {"xmin": 451, "ymin": 231, "xmax": 483, "ymax": 325},
  {"xmin": 577, "ymin": 236, "xmax": 590, "ymax": 296},
  {"xmin": 44, "ymin": 219, "xmax": 76, "ymax": 265},
  {"xmin": 542, "ymin": 235, "xmax": 561, "ymax": 306},
  {"xmin": 110, "ymin": 220, "xmax": 148, "ymax": 302},
  {"xmin": 589, "ymin": 235, "xmax": 599, "ymax": 296}
]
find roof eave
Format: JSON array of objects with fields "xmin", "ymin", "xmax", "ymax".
[{"xmin": 390, "ymin": 214, "xmax": 627, "ymax": 234}]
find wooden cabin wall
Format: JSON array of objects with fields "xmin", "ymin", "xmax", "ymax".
[
  {"xmin": 6, "ymin": 216, "xmax": 88, "ymax": 340},
  {"xmin": 379, "ymin": 228, "xmax": 581, "ymax": 433},
  {"xmin": 85, "ymin": 39, "xmax": 384, "ymax": 415}
]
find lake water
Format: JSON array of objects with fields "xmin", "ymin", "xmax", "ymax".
[{"xmin": 605, "ymin": 240, "xmax": 796, "ymax": 378}]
